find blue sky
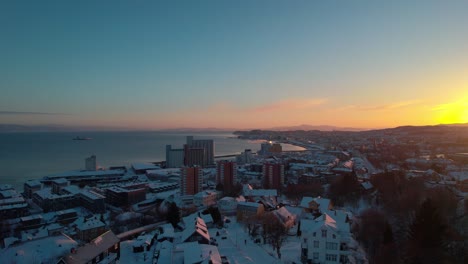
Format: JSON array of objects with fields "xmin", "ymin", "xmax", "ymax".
[{"xmin": 1, "ymin": 0, "xmax": 467, "ymax": 129}]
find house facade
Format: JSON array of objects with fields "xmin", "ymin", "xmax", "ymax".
[{"xmin": 301, "ymin": 213, "xmax": 352, "ymax": 264}]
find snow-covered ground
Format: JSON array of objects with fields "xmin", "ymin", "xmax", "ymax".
[
  {"xmin": 210, "ymin": 217, "xmax": 303, "ymax": 264},
  {"xmin": 120, "ymin": 240, "xmax": 154, "ymax": 264}
]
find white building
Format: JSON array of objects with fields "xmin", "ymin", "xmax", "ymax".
[
  {"xmin": 193, "ymin": 191, "xmax": 217, "ymax": 207},
  {"xmin": 300, "ymin": 211, "xmax": 358, "ymax": 264},
  {"xmin": 218, "ymin": 197, "xmax": 238, "ymax": 216},
  {"xmin": 236, "ymin": 149, "xmax": 253, "ymax": 164}
]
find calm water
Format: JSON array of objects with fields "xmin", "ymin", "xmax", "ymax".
[{"xmin": 0, "ymin": 131, "xmax": 303, "ymax": 190}]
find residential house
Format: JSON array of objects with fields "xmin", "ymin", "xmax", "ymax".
[
  {"xmin": 60, "ymin": 231, "xmax": 120, "ymax": 264},
  {"xmin": 236, "ymin": 202, "xmax": 265, "ymax": 222},
  {"xmin": 300, "ymin": 212, "xmax": 355, "ymax": 264},
  {"xmin": 180, "ymin": 217, "xmax": 211, "ymax": 244}
]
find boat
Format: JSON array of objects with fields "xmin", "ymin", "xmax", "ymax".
[{"xmin": 73, "ymin": 136, "xmax": 92, "ymax": 140}]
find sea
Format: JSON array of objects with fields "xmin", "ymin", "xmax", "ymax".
[{"xmin": 0, "ymin": 131, "xmax": 304, "ymax": 190}]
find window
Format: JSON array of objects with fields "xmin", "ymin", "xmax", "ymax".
[
  {"xmin": 332, "ymin": 234, "xmax": 336, "ymax": 239},
  {"xmin": 303, "ymin": 238, "xmax": 307, "ymax": 243},
  {"xmin": 321, "ymin": 229, "xmax": 327, "ymax": 238},
  {"xmin": 326, "ymin": 242, "xmax": 338, "ymax": 250},
  {"xmin": 313, "ymin": 232, "xmax": 316, "ymax": 237},
  {"xmin": 313, "ymin": 252, "xmax": 319, "ymax": 260},
  {"xmin": 313, "ymin": 240, "xmax": 319, "ymax": 248},
  {"xmin": 326, "ymin": 254, "xmax": 337, "ymax": 262}
]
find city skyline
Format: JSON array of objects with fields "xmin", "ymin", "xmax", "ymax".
[{"xmin": 1, "ymin": 1, "xmax": 467, "ymax": 130}]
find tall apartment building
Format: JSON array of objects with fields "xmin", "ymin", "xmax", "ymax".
[
  {"xmin": 260, "ymin": 142, "xmax": 282, "ymax": 155},
  {"xmin": 180, "ymin": 166, "xmax": 203, "ymax": 195},
  {"xmin": 216, "ymin": 160, "xmax": 237, "ymax": 193},
  {"xmin": 85, "ymin": 155, "xmax": 97, "ymax": 171},
  {"xmin": 184, "ymin": 145, "xmax": 205, "ymax": 167},
  {"xmin": 186, "ymin": 136, "xmax": 214, "ymax": 166},
  {"xmin": 262, "ymin": 163, "xmax": 285, "ymax": 189},
  {"xmin": 236, "ymin": 149, "xmax": 253, "ymax": 164},
  {"xmin": 166, "ymin": 145, "xmax": 184, "ymax": 168}
]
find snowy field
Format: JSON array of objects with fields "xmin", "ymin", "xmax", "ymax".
[{"xmin": 209, "ymin": 217, "xmax": 302, "ymax": 264}]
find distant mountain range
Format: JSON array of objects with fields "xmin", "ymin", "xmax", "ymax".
[
  {"xmin": 1, "ymin": 122, "xmax": 466, "ymax": 133},
  {"xmin": 265, "ymin": 124, "xmax": 367, "ymax": 131}
]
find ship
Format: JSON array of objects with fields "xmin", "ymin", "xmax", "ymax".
[{"xmin": 72, "ymin": 136, "xmax": 92, "ymax": 140}]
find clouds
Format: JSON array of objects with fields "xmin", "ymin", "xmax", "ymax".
[
  {"xmin": 339, "ymin": 100, "xmax": 423, "ymax": 111},
  {"xmin": 431, "ymin": 99, "xmax": 468, "ymax": 111}
]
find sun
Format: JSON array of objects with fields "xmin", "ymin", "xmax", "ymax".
[{"xmin": 434, "ymin": 99, "xmax": 468, "ymax": 124}]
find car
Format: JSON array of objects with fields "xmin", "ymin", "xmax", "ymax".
[{"xmin": 221, "ymin": 236, "xmax": 227, "ymax": 240}]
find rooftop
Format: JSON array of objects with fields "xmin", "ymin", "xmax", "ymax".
[
  {"xmin": 64, "ymin": 231, "xmax": 120, "ymax": 264},
  {"xmin": 1, "ymin": 234, "xmax": 78, "ymax": 263},
  {"xmin": 132, "ymin": 163, "xmax": 161, "ymax": 171}
]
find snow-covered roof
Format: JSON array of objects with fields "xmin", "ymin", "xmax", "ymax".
[
  {"xmin": 62, "ymin": 185, "xmax": 81, "ymax": 195},
  {"xmin": 132, "ymin": 163, "xmax": 161, "ymax": 171},
  {"xmin": 79, "ymin": 190, "xmax": 105, "ymax": 200},
  {"xmin": 47, "ymin": 223, "xmax": 63, "ymax": 231},
  {"xmin": 301, "ymin": 214, "xmax": 337, "ymax": 233},
  {"xmin": 158, "ymin": 241, "xmax": 173, "ymax": 264},
  {"xmin": 147, "ymin": 168, "xmax": 181, "ymax": 175},
  {"xmin": 194, "ymin": 190, "xmax": 217, "ymax": 198},
  {"xmin": 0, "ymin": 189, "xmax": 20, "ymax": 199},
  {"xmin": 272, "ymin": 206, "xmax": 296, "ymax": 225},
  {"xmin": 2, "ymin": 234, "xmax": 78, "ymax": 264},
  {"xmin": 45, "ymin": 169, "xmax": 124, "ymax": 179},
  {"xmin": 301, "ymin": 173, "xmax": 321, "ymax": 178},
  {"xmin": 51, "ymin": 178, "xmax": 68, "ymax": 185},
  {"xmin": 160, "ymin": 223, "xmax": 175, "ymax": 238},
  {"xmin": 55, "ymin": 209, "xmax": 78, "ymax": 215},
  {"xmin": 332, "ymin": 167, "xmax": 353, "ymax": 173},
  {"xmin": 200, "ymin": 214, "xmax": 213, "ymax": 224},
  {"xmin": 0, "ymin": 196, "xmax": 25, "ymax": 205},
  {"xmin": 243, "ymin": 189, "xmax": 277, "ymax": 197},
  {"xmin": 299, "ymin": 196, "xmax": 331, "ymax": 210},
  {"xmin": 0, "ymin": 184, "xmax": 14, "ymax": 191},
  {"xmin": 73, "ymin": 216, "xmax": 105, "ymax": 231},
  {"xmin": 219, "ymin": 196, "xmax": 236, "ymax": 202},
  {"xmin": 34, "ymin": 188, "xmax": 74, "ymax": 200},
  {"xmin": 176, "ymin": 242, "xmax": 222, "ymax": 264},
  {"xmin": 237, "ymin": 201, "xmax": 262, "ymax": 208},
  {"xmin": 20, "ymin": 214, "xmax": 42, "ymax": 222},
  {"xmin": 181, "ymin": 217, "xmax": 210, "ymax": 243},
  {"xmin": 133, "ymin": 234, "xmax": 154, "ymax": 247},
  {"xmin": 64, "ymin": 231, "xmax": 119, "ymax": 264},
  {"xmin": 24, "ymin": 180, "xmax": 41, "ymax": 187},
  {"xmin": 302, "ymin": 211, "xmax": 351, "ymax": 240},
  {"xmin": 290, "ymin": 163, "xmax": 317, "ymax": 169},
  {"xmin": 3, "ymin": 236, "xmax": 19, "ymax": 248}
]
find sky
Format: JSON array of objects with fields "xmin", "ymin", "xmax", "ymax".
[{"xmin": 1, "ymin": 0, "xmax": 467, "ymax": 130}]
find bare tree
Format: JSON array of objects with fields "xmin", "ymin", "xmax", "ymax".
[{"xmin": 262, "ymin": 214, "xmax": 288, "ymax": 259}]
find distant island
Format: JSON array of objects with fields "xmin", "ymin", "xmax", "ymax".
[{"xmin": 72, "ymin": 136, "xmax": 92, "ymax": 140}]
